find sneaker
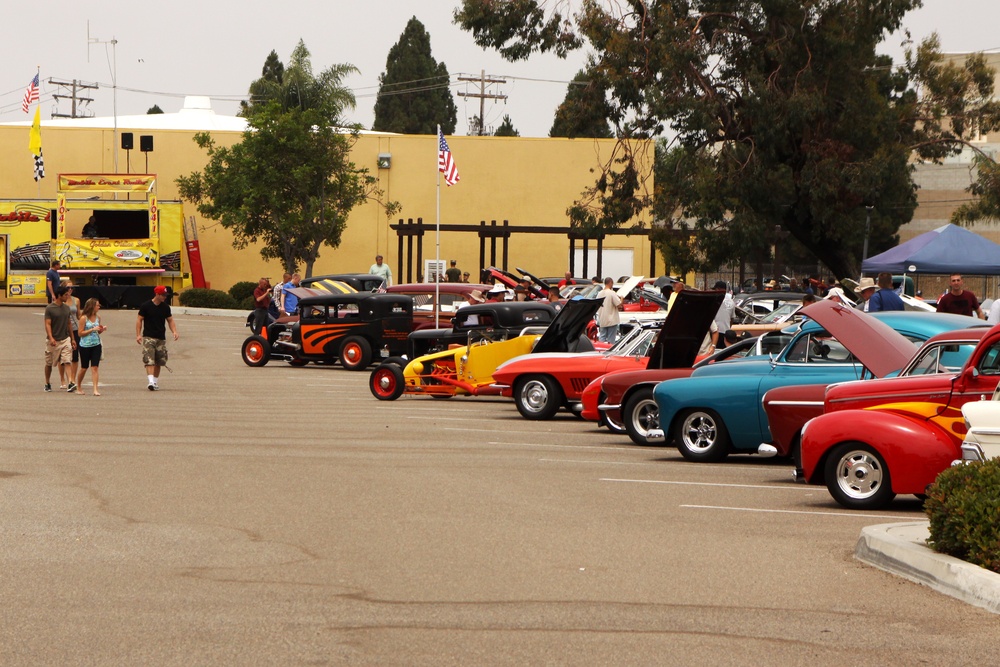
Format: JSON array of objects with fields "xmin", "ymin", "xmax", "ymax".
[
  {"xmin": 148, "ymin": 382, "xmax": 156, "ymax": 391},
  {"xmin": 67, "ymin": 382, "xmax": 77, "ymax": 392},
  {"xmin": 44, "ymin": 383, "xmax": 52, "ymax": 392}
]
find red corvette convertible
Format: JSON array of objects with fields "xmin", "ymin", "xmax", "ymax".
[{"xmin": 490, "ymin": 289, "xmax": 724, "ymax": 420}]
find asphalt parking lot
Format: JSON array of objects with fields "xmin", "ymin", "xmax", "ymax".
[{"xmin": 3, "ymin": 306, "xmax": 1000, "ymax": 665}]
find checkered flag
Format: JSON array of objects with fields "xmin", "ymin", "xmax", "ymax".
[{"xmin": 33, "ymin": 148, "xmax": 45, "ymax": 181}]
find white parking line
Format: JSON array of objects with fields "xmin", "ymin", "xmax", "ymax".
[
  {"xmin": 542, "ymin": 458, "xmax": 789, "ymax": 474},
  {"xmin": 601, "ymin": 478, "xmax": 809, "ymax": 490},
  {"xmin": 446, "ymin": 425, "xmax": 611, "ymax": 436},
  {"xmin": 681, "ymin": 504, "xmax": 907, "ymax": 520}
]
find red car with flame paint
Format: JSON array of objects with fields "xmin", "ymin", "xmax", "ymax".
[{"xmin": 798, "ymin": 324, "xmax": 1000, "ymax": 510}]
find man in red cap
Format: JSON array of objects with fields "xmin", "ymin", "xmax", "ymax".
[{"xmin": 135, "ymin": 285, "xmax": 179, "ymax": 391}]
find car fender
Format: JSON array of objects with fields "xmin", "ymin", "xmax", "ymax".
[
  {"xmin": 761, "ymin": 383, "xmax": 826, "ymax": 457},
  {"xmin": 653, "ymin": 375, "xmax": 765, "ymax": 450},
  {"xmin": 800, "ymin": 409, "xmax": 960, "ymax": 494}
]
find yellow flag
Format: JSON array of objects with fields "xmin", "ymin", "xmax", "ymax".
[{"xmin": 29, "ymin": 106, "xmax": 42, "ymax": 155}]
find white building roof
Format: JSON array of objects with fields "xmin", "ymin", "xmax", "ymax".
[{"xmin": 1, "ymin": 96, "xmax": 393, "ymax": 134}]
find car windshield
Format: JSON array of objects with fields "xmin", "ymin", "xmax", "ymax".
[
  {"xmin": 905, "ymin": 342, "xmax": 979, "ymax": 376},
  {"xmin": 758, "ymin": 302, "xmax": 800, "ymax": 324},
  {"xmin": 782, "ymin": 332, "xmax": 853, "ymax": 364},
  {"xmin": 608, "ymin": 326, "xmax": 657, "ymax": 356}
]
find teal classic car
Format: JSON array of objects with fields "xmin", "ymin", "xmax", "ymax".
[{"xmin": 650, "ymin": 301, "xmax": 982, "ymax": 462}]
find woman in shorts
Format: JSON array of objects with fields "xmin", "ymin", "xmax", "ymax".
[{"xmin": 75, "ymin": 298, "xmax": 107, "ymax": 396}]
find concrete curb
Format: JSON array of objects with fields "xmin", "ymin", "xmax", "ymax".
[
  {"xmin": 856, "ymin": 521, "xmax": 1000, "ymax": 614},
  {"xmin": 171, "ymin": 307, "xmax": 247, "ymax": 318}
]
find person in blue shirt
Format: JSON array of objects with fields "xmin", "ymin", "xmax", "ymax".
[
  {"xmin": 867, "ymin": 272, "xmax": 905, "ymax": 312},
  {"xmin": 280, "ymin": 273, "xmax": 302, "ymax": 316}
]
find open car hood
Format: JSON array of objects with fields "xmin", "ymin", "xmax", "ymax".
[
  {"xmin": 798, "ymin": 299, "xmax": 916, "ymax": 377},
  {"xmin": 532, "ymin": 298, "xmax": 602, "ymax": 353},
  {"xmin": 616, "ymin": 275, "xmax": 645, "ymax": 298},
  {"xmin": 646, "ymin": 289, "xmax": 726, "ymax": 369},
  {"xmin": 516, "ymin": 267, "xmax": 552, "ymax": 294}
]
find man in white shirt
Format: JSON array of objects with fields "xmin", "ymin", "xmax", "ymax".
[
  {"xmin": 712, "ymin": 280, "xmax": 735, "ymax": 348},
  {"xmin": 596, "ymin": 277, "xmax": 622, "ymax": 344}
]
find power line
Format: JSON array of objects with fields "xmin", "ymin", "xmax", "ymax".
[{"xmin": 457, "ymin": 71, "xmax": 507, "ymax": 136}]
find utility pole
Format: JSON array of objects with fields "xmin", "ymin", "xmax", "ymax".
[
  {"xmin": 48, "ymin": 79, "xmax": 99, "ymax": 119},
  {"xmin": 458, "ymin": 70, "xmax": 507, "ymax": 136}
]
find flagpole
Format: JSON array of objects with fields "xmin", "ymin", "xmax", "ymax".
[
  {"xmin": 435, "ymin": 125, "xmax": 442, "ymax": 329},
  {"xmin": 35, "ymin": 66, "xmax": 41, "ymax": 198}
]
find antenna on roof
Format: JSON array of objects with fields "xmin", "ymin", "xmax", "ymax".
[{"xmin": 87, "ymin": 20, "xmax": 120, "ymax": 173}]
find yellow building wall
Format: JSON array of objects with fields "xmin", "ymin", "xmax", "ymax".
[{"xmin": 0, "ymin": 124, "xmax": 654, "ymax": 292}]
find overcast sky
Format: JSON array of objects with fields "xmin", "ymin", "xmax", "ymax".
[{"xmin": 2, "ymin": 2, "xmax": 998, "ymax": 137}]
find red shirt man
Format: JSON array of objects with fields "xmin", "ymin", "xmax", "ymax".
[{"xmin": 936, "ymin": 274, "xmax": 984, "ymax": 319}]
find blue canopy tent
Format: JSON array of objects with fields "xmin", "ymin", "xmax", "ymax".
[{"xmin": 862, "ymin": 224, "xmax": 1000, "ymax": 275}]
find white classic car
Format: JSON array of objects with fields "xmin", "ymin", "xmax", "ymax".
[{"xmin": 958, "ymin": 384, "xmax": 1000, "ymax": 463}]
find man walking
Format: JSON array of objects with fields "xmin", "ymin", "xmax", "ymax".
[
  {"xmin": 867, "ymin": 273, "xmax": 905, "ymax": 312},
  {"xmin": 936, "ymin": 273, "xmax": 985, "ymax": 319},
  {"xmin": 369, "ymin": 255, "xmax": 392, "ymax": 287},
  {"xmin": 43, "ymin": 286, "xmax": 75, "ymax": 392},
  {"xmin": 136, "ymin": 285, "xmax": 179, "ymax": 391}
]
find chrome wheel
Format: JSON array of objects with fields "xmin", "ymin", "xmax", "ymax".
[
  {"xmin": 623, "ymin": 388, "xmax": 661, "ymax": 446},
  {"xmin": 514, "ymin": 375, "xmax": 562, "ymax": 420},
  {"xmin": 825, "ymin": 443, "xmax": 894, "ymax": 510},
  {"xmin": 675, "ymin": 409, "xmax": 730, "ymax": 462}
]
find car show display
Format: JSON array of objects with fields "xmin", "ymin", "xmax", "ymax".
[
  {"xmin": 491, "ymin": 288, "xmax": 724, "ymax": 421},
  {"xmin": 797, "ymin": 321, "xmax": 1000, "ymax": 509},
  {"xmin": 368, "ymin": 298, "xmax": 600, "ymax": 401},
  {"xmin": 762, "ymin": 324, "xmax": 990, "ymax": 463},
  {"xmin": 648, "ymin": 303, "xmax": 983, "ymax": 463}
]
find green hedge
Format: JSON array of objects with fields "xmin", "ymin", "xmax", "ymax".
[
  {"xmin": 925, "ymin": 459, "xmax": 1000, "ymax": 574},
  {"xmin": 229, "ymin": 280, "xmax": 257, "ymax": 303},
  {"xmin": 178, "ymin": 288, "xmax": 240, "ymax": 310}
]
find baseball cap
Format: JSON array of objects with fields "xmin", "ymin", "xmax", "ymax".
[{"xmin": 154, "ymin": 285, "xmax": 169, "ymax": 295}]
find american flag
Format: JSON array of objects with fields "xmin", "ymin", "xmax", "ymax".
[
  {"xmin": 22, "ymin": 74, "xmax": 40, "ymax": 113},
  {"xmin": 437, "ymin": 127, "xmax": 460, "ymax": 186}
]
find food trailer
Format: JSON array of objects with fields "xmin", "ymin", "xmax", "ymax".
[{"xmin": 1, "ymin": 173, "xmax": 189, "ymax": 307}]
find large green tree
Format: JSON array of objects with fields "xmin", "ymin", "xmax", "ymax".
[
  {"xmin": 456, "ymin": 1, "xmax": 1000, "ymax": 280},
  {"xmin": 549, "ymin": 66, "xmax": 612, "ymax": 139},
  {"xmin": 178, "ymin": 43, "xmax": 397, "ymax": 276},
  {"xmin": 373, "ymin": 17, "xmax": 458, "ymax": 134}
]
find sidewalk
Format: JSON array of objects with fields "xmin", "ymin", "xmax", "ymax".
[{"xmin": 856, "ymin": 521, "xmax": 1000, "ymax": 614}]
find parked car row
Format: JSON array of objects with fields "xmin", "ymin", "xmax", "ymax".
[{"xmin": 240, "ymin": 275, "xmax": 999, "ymax": 513}]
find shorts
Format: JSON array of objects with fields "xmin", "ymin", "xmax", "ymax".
[
  {"xmin": 80, "ymin": 344, "xmax": 102, "ymax": 369},
  {"xmin": 45, "ymin": 337, "xmax": 73, "ymax": 367},
  {"xmin": 141, "ymin": 337, "xmax": 168, "ymax": 367}
]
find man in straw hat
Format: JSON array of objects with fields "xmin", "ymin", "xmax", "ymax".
[{"xmin": 855, "ymin": 277, "xmax": 877, "ymax": 312}]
